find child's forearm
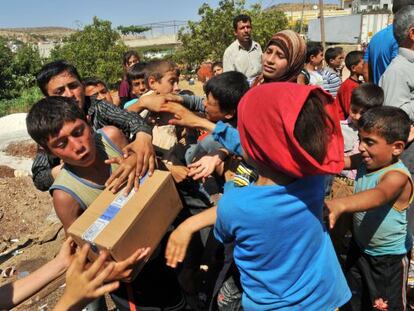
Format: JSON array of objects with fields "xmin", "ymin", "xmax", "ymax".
[
  {"xmin": 184, "ymin": 206, "xmax": 217, "ymax": 233},
  {"xmin": 126, "ymin": 99, "xmax": 144, "ymax": 113},
  {"xmin": 194, "ymin": 117, "xmax": 215, "ymax": 132},
  {"xmin": 331, "ymin": 188, "xmax": 393, "ymax": 214},
  {"xmin": 0, "ymin": 257, "xmax": 67, "ymax": 309}
]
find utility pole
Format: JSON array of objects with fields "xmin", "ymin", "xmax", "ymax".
[
  {"xmin": 299, "ymin": 0, "xmax": 306, "ymax": 34},
  {"xmin": 319, "ymin": 0, "xmax": 326, "ymax": 49}
]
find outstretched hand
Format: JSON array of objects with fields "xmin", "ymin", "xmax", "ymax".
[
  {"xmin": 105, "ymin": 247, "xmax": 151, "ymax": 283},
  {"xmin": 53, "ymin": 244, "xmax": 120, "ymax": 310},
  {"xmin": 165, "ymin": 223, "xmax": 193, "ymax": 268},
  {"xmin": 160, "ymin": 102, "xmax": 203, "ymax": 128},
  {"xmin": 105, "ymin": 153, "xmax": 138, "ymax": 195},
  {"xmin": 324, "ymin": 200, "xmax": 346, "ymax": 229},
  {"xmin": 122, "ymin": 132, "xmax": 156, "ymax": 183},
  {"xmin": 188, "ymin": 154, "xmax": 223, "ymax": 180}
]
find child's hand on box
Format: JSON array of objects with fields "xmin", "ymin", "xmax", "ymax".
[
  {"xmin": 54, "ymin": 244, "xmax": 120, "ymax": 311},
  {"xmin": 105, "ymin": 247, "xmax": 150, "ymax": 283},
  {"xmin": 122, "ymin": 132, "xmax": 156, "ymax": 180},
  {"xmin": 165, "ymin": 222, "xmax": 193, "ymax": 268},
  {"xmin": 105, "ymin": 153, "xmax": 139, "ymax": 195}
]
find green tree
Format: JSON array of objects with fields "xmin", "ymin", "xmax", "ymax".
[
  {"xmin": 174, "ymin": 0, "xmax": 288, "ymax": 67},
  {"xmin": 11, "ymin": 43, "xmax": 43, "ymax": 92},
  {"xmin": 0, "ymin": 38, "xmax": 14, "ymax": 99},
  {"xmin": 117, "ymin": 25, "xmax": 151, "ymax": 36},
  {"xmin": 51, "ymin": 17, "xmax": 128, "ymax": 86}
]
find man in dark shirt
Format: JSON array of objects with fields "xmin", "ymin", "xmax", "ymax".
[{"xmin": 32, "ymin": 60, "xmax": 155, "ymax": 191}]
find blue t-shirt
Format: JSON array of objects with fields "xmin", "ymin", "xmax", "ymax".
[
  {"xmin": 214, "ymin": 176, "xmax": 351, "ymax": 310},
  {"xmin": 363, "ymin": 25, "xmax": 399, "ymax": 85},
  {"xmin": 212, "ymin": 121, "xmax": 242, "ymax": 156}
]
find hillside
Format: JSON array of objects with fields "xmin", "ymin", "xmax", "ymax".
[
  {"xmin": 0, "ymin": 26, "xmax": 75, "ymax": 43},
  {"xmin": 269, "ymin": 2, "xmax": 340, "ymax": 11}
]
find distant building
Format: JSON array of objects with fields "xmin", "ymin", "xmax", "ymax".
[
  {"xmin": 37, "ymin": 41, "xmax": 57, "ymax": 58},
  {"xmin": 270, "ymin": 3, "xmax": 352, "ymax": 27},
  {"xmin": 351, "ymin": 0, "xmax": 392, "ymax": 13}
]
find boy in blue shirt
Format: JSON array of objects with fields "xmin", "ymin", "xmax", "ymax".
[{"xmin": 326, "ymin": 106, "xmax": 413, "ymax": 311}]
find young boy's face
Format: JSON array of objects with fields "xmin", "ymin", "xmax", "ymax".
[
  {"xmin": 131, "ymin": 78, "xmax": 147, "ymax": 96},
  {"xmin": 349, "ymin": 105, "xmax": 365, "ymax": 126},
  {"xmin": 329, "ymin": 53, "xmax": 345, "ymax": 69},
  {"xmin": 204, "ymin": 93, "xmax": 233, "ymax": 122},
  {"xmin": 358, "ymin": 129, "xmax": 403, "ymax": 171},
  {"xmin": 46, "ymin": 71, "xmax": 85, "ymax": 110},
  {"xmin": 85, "ymin": 83, "xmax": 113, "ymax": 103},
  {"xmin": 46, "ymin": 119, "xmax": 96, "ymax": 168},
  {"xmin": 150, "ymin": 70, "xmax": 179, "ymax": 94},
  {"xmin": 310, "ymin": 51, "xmax": 324, "ymax": 67},
  {"xmin": 351, "ymin": 59, "xmax": 364, "ymax": 76},
  {"xmin": 212, "ymin": 65, "xmax": 223, "ymax": 76}
]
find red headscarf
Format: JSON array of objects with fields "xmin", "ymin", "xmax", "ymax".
[{"xmin": 238, "ymin": 82, "xmax": 344, "ymax": 178}]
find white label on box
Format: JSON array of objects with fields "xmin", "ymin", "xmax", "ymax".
[{"xmin": 82, "ymin": 188, "xmax": 136, "ymax": 243}]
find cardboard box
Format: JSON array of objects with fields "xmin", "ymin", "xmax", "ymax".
[{"xmin": 68, "ymin": 170, "xmax": 183, "ymax": 276}]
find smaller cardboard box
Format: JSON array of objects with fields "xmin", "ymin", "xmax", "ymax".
[{"xmin": 68, "ymin": 170, "xmax": 182, "ymax": 275}]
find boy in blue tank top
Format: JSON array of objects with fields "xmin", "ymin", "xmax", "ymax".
[{"xmin": 326, "ymin": 106, "xmax": 413, "ymax": 311}]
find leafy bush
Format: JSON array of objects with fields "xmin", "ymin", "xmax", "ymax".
[{"xmin": 0, "ymin": 87, "xmax": 42, "ymax": 117}]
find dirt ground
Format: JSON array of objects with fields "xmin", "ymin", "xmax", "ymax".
[
  {"xmin": 4, "ymin": 141, "xmax": 37, "ymax": 159},
  {"xmin": 0, "ymin": 140, "xmax": 68, "ymax": 310},
  {"xmin": 0, "ymin": 140, "xmax": 117, "ymax": 310}
]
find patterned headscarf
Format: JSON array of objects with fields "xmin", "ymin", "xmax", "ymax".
[
  {"xmin": 253, "ymin": 30, "xmax": 306, "ymax": 86},
  {"xmin": 238, "ymin": 82, "xmax": 344, "ymax": 178}
]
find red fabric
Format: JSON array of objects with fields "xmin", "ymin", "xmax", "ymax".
[
  {"xmin": 334, "ymin": 78, "xmax": 361, "ymax": 120},
  {"xmin": 118, "ymin": 79, "xmax": 130, "ymax": 98},
  {"xmin": 238, "ymin": 82, "xmax": 344, "ymax": 178}
]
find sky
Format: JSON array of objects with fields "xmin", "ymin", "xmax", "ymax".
[{"xmin": 0, "ymin": 0, "xmax": 334, "ymax": 29}]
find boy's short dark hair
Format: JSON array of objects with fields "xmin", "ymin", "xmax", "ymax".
[
  {"xmin": 37, "ymin": 60, "xmax": 81, "ymax": 96},
  {"xmin": 351, "ymin": 83, "xmax": 384, "ymax": 110},
  {"xmin": 212, "ymin": 61, "xmax": 223, "ymax": 69},
  {"xmin": 358, "ymin": 106, "xmax": 410, "ymax": 144},
  {"xmin": 82, "ymin": 77, "xmax": 108, "ymax": 89},
  {"xmin": 144, "ymin": 60, "xmax": 176, "ymax": 88},
  {"xmin": 233, "ymin": 14, "xmax": 251, "ymax": 30},
  {"xmin": 127, "ymin": 62, "xmax": 147, "ymax": 86},
  {"xmin": 122, "ymin": 50, "xmax": 140, "ymax": 66},
  {"xmin": 324, "ymin": 47, "xmax": 344, "ymax": 64},
  {"xmin": 27, "ymin": 96, "xmax": 86, "ymax": 152},
  {"xmin": 305, "ymin": 42, "xmax": 323, "ymax": 63},
  {"xmin": 203, "ymin": 71, "xmax": 249, "ymax": 115},
  {"xmin": 345, "ymin": 51, "xmax": 364, "ymax": 71}
]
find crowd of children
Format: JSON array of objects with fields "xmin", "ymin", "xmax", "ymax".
[{"xmin": 2, "ymin": 3, "xmax": 414, "ymax": 311}]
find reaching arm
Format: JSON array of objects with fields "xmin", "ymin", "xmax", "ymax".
[
  {"xmin": 0, "ymin": 238, "xmax": 75, "ymax": 310},
  {"xmin": 325, "ymin": 170, "xmax": 411, "ymax": 228},
  {"xmin": 93, "ymin": 99, "xmax": 152, "ymax": 137},
  {"xmin": 160, "ymin": 102, "xmax": 215, "ymax": 131},
  {"xmin": 165, "ymin": 206, "xmax": 217, "ymax": 268}
]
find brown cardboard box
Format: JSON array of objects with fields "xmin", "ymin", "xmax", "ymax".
[{"xmin": 68, "ymin": 170, "xmax": 182, "ymax": 275}]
